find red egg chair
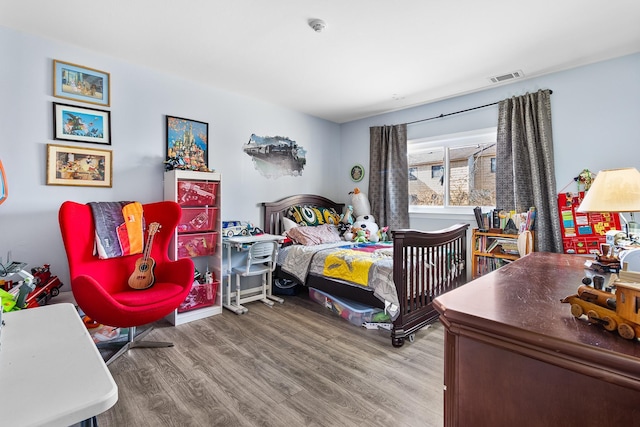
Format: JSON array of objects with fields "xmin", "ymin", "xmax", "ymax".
[{"xmin": 59, "ymin": 200, "xmax": 194, "ymax": 365}]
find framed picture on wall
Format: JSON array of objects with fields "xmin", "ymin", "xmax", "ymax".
[
  {"xmin": 46, "ymin": 144, "xmax": 112, "ymax": 187},
  {"xmin": 166, "ymin": 116, "xmax": 208, "ymax": 170},
  {"xmin": 53, "ymin": 103, "xmax": 111, "ymax": 145},
  {"xmin": 53, "ymin": 60, "xmax": 110, "ymax": 106},
  {"xmin": 350, "ymin": 164, "xmax": 364, "ymax": 182}
]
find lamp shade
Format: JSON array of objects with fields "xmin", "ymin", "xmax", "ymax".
[{"xmin": 577, "ymin": 168, "xmax": 640, "ymax": 213}]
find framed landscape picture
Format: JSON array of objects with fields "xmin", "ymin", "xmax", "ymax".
[
  {"xmin": 166, "ymin": 116, "xmax": 208, "ymax": 170},
  {"xmin": 53, "ymin": 103, "xmax": 111, "ymax": 145},
  {"xmin": 46, "ymin": 144, "xmax": 112, "ymax": 187},
  {"xmin": 53, "ymin": 60, "xmax": 110, "ymax": 106}
]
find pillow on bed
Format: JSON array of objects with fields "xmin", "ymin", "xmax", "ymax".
[
  {"xmin": 287, "ymin": 205, "xmax": 341, "ymax": 226},
  {"xmin": 282, "ymin": 217, "xmax": 299, "ymax": 232},
  {"xmin": 286, "ymin": 224, "xmax": 342, "ymax": 245}
]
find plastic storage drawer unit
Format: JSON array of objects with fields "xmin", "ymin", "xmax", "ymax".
[
  {"xmin": 309, "ymin": 287, "xmax": 383, "ymax": 327},
  {"xmin": 178, "ymin": 207, "xmax": 218, "ymax": 232},
  {"xmin": 177, "ymin": 232, "xmax": 218, "ymax": 258},
  {"xmin": 178, "ymin": 280, "xmax": 219, "ymax": 313},
  {"xmin": 177, "ymin": 181, "xmax": 218, "ymax": 206}
]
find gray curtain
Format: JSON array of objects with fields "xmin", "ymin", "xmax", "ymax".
[
  {"xmin": 369, "ymin": 124, "xmax": 410, "ymax": 231},
  {"xmin": 496, "ymin": 89, "xmax": 563, "ymax": 252}
]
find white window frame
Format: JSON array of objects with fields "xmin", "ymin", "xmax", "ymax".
[{"xmin": 408, "ymin": 127, "xmax": 497, "ymax": 215}]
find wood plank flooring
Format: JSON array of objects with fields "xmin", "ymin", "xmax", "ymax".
[{"xmin": 98, "ymin": 290, "xmax": 445, "ymax": 427}]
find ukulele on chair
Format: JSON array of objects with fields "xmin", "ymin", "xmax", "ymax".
[{"xmin": 128, "ymin": 222, "xmax": 161, "ymax": 289}]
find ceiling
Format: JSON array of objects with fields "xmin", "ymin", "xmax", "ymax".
[{"xmin": 1, "ymin": 1, "xmax": 639, "ymax": 123}]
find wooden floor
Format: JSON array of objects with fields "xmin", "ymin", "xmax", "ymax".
[{"xmin": 98, "ymin": 290, "xmax": 445, "ymax": 427}]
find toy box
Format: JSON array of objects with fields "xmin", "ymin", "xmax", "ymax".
[
  {"xmin": 178, "ymin": 207, "xmax": 218, "ymax": 233},
  {"xmin": 177, "ymin": 232, "xmax": 218, "ymax": 258},
  {"xmin": 177, "ymin": 180, "xmax": 218, "ymax": 206},
  {"xmin": 308, "ymin": 287, "xmax": 386, "ymax": 327},
  {"xmin": 178, "ymin": 280, "xmax": 218, "ymax": 313}
]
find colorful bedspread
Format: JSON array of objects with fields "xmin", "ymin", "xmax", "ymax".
[
  {"xmin": 278, "ymin": 242, "xmax": 398, "ymax": 312},
  {"xmin": 322, "ymin": 244, "xmax": 392, "ymax": 286}
]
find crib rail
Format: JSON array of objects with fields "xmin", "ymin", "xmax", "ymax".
[{"xmin": 391, "ymin": 224, "xmax": 469, "ymax": 347}]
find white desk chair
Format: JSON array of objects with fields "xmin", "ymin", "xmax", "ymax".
[{"xmin": 230, "ymin": 240, "xmax": 279, "ymax": 312}]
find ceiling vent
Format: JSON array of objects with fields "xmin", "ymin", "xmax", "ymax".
[{"xmin": 489, "ymin": 70, "xmax": 524, "ymax": 84}]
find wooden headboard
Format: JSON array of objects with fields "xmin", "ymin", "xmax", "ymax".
[{"xmin": 261, "ymin": 194, "xmax": 345, "ymax": 235}]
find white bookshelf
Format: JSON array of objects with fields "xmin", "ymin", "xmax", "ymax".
[{"xmin": 164, "ymin": 170, "xmax": 223, "ymax": 325}]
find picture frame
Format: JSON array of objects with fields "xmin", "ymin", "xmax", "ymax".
[
  {"xmin": 46, "ymin": 144, "xmax": 112, "ymax": 187},
  {"xmin": 53, "ymin": 103, "xmax": 111, "ymax": 145},
  {"xmin": 350, "ymin": 164, "xmax": 365, "ymax": 182},
  {"xmin": 53, "ymin": 60, "xmax": 110, "ymax": 107},
  {"xmin": 166, "ymin": 116, "xmax": 208, "ymax": 170}
]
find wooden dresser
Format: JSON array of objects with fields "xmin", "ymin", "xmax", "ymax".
[{"xmin": 433, "ymin": 252, "xmax": 640, "ymax": 427}]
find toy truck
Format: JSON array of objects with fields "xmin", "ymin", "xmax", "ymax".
[{"xmin": 24, "ymin": 264, "xmax": 63, "ymax": 308}]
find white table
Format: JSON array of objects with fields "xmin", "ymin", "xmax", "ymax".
[
  {"xmin": 223, "ymin": 234, "xmax": 285, "ymax": 314},
  {"xmin": 0, "ymin": 303, "xmax": 118, "ymax": 427}
]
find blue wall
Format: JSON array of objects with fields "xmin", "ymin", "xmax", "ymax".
[
  {"xmin": 0, "ymin": 26, "xmax": 340, "ymax": 287},
  {"xmin": 339, "ymin": 53, "xmax": 640, "ymax": 229},
  {"xmin": 1, "ymin": 23, "xmax": 638, "ymax": 288}
]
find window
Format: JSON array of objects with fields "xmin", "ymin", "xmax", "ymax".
[
  {"xmin": 408, "ymin": 167, "xmax": 418, "ymax": 181},
  {"xmin": 408, "ymin": 127, "xmax": 497, "ymax": 210}
]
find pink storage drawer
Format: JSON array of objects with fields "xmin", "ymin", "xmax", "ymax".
[
  {"xmin": 178, "ymin": 207, "xmax": 218, "ymax": 233},
  {"xmin": 177, "ymin": 232, "xmax": 218, "ymax": 258},
  {"xmin": 177, "ymin": 280, "xmax": 218, "ymax": 313},
  {"xmin": 177, "ymin": 180, "xmax": 218, "ymax": 206}
]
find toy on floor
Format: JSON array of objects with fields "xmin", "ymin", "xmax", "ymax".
[{"xmin": 0, "ymin": 263, "xmax": 63, "ymax": 310}]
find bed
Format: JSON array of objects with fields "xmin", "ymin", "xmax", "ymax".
[{"xmin": 262, "ymin": 194, "xmax": 469, "ymax": 347}]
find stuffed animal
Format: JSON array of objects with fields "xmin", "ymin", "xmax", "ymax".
[
  {"xmin": 343, "ymin": 226, "xmax": 355, "ymax": 241},
  {"xmin": 341, "ymin": 205, "xmax": 354, "ymax": 225},
  {"xmin": 337, "ymin": 205, "xmax": 354, "ymax": 238},
  {"xmin": 353, "ymin": 229, "xmax": 368, "ymax": 243},
  {"xmin": 337, "ymin": 222, "xmax": 352, "ymax": 238},
  {"xmin": 349, "ymin": 188, "xmax": 372, "ymax": 219},
  {"xmin": 352, "ymin": 215, "xmax": 379, "ymax": 243},
  {"xmin": 378, "ymin": 226, "xmax": 390, "ymax": 242}
]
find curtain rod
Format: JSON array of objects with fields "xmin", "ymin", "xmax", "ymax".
[{"xmin": 404, "ymin": 89, "xmax": 553, "ymax": 126}]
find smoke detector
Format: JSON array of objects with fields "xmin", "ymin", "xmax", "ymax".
[
  {"xmin": 489, "ymin": 70, "xmax": 524, "ymax": 84},
  {"xmin": 309, "ymin": 19, "xmax": 327, "ymax": 33}
]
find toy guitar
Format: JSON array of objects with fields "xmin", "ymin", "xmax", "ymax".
[{"xmin": 128, "ymin": 222, "xmax": 161, "ymax": 289}]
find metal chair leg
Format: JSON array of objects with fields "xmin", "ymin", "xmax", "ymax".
[{"xmin": 101, "ymin": 326, "xmax": 174, "ymax": 366}]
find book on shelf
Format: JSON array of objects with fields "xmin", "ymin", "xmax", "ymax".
[
  {"xmin": 486, "ymin": 239, "xmax": 501, "ymax": 253},
  {"xmin": 473, "ymin": 207, "xmax": 536, "ymax": 233},
  {"xmin": 494, "ymin": 238, "xmax": 519, "ymax": 255},
  {"xmin": 475, "ymin": 256, "xmax": 513, "ymax": 276},
  {"xmin": 483, "ymin": 238, "xmax": 518, "ymax": 255}
]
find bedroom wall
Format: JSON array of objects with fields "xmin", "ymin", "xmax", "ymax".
[
  {"xmin": 2, "ymin": 24, "xmax": 638, "ymax": 290},
  {"xmin": 339, "ymin": 52, "xmax": 640, "ymax": 232},
  {"xmin": 0, "ymin": 26, "xmax": 341, "ymax": 289}
]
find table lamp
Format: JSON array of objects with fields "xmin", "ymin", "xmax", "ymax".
[{"xmin": 577, "ymin": 167, "xmax": 640, "ymax": 238}]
